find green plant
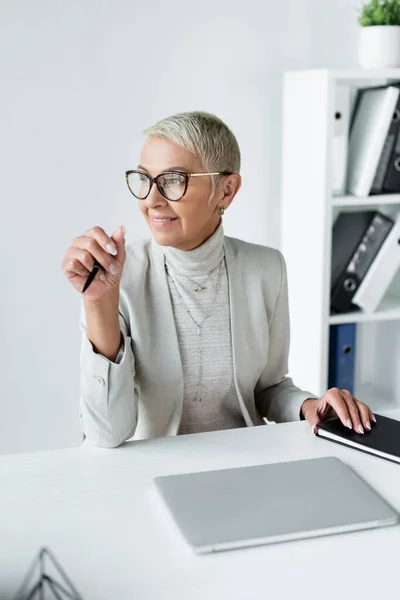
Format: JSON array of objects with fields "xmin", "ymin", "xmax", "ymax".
[{"xmin": 358, "ymin": 0, "xmax": 400, "ymax": 26}]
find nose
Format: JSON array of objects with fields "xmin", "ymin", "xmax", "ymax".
[{"xmin": 144, "ymin": 182, "xmax": 169, "ymax": 209}]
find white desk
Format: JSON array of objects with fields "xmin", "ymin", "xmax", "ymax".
[{"xmin": 1, "ymin": 411, "xmax": 400, "ymax": 600}]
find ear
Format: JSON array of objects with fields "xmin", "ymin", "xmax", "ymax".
[{"xmin": 218, "ymin": 174, "xmax": 241, "ymax": 210}]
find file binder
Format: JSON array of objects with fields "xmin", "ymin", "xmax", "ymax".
[
  {"xmin": 352, "ymin": 214, "xmax": 400, "ymax": 313},
  {"xmin": 328, "ymin": 323, "xmax": 356, "ymax": 394},
  {"xmin": 370, "ymin": 86, "xmax": 400, "ymax": 194},
  {"xmin": 330, "ymin": 211, "xmax": 394, "ymax": 313},
  {"xmin": 346, "ymin": 85, "xmax": 400, "ymax": 197},
  {"xmin": 332, "ymin": 86, "xmax": 351, "ymax": 196},
  {"xmin": 383, "ymin": 126, "xmax": 400, "ymax": 193}
]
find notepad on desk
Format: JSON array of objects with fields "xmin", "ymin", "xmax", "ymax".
[{"xmin": 316, "ymin": 414, "xmax": 400, "ymax": 464}]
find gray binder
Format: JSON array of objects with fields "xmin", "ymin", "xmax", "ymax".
[
  {"xmin": 352, "ymin": 215, "xmax": 400, "ymax": 312},
  {"xmin": 346, "ymin": 85, "xmax": 399, "ymax": 197},
  {"xmin": 370, "ymin": 85, "xmax": 400, "ymax": 194},
  {"xmin": 330, "ymin": 211, "xmax": 394, "ymax": 313}
]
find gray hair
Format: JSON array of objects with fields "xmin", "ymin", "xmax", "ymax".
[{"xmin": 143, "ymin": 111, "xmax": 241, "ymax": 198}]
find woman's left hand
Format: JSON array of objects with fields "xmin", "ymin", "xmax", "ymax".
[{"xmin": 301, "ymin": 388, "xmax": 376, "ymax": 435}]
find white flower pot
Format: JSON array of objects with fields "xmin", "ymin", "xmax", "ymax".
[{"xmin": 358, "ymin": 25, "xmax": 400, "ymax": 69}]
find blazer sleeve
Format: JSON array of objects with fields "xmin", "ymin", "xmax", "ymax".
[
  {"xmin": 255, "ymin": 251, "xmax": 318, "ymax": 422},
  {"xmin": 79, "ymin": 298, "xmax": 138, "ymax": 447}
]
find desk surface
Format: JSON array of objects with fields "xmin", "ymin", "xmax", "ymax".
[{"xmin": 1, "ymin": 411, "xmax": 400, "ymax": 600}]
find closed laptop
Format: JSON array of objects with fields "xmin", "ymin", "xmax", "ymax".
[{"xmin": 154, "ymin": 456, "xmax": 398, "ymax": 554}]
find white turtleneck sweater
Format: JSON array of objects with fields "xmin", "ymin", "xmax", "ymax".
[{"xmin": 161, "ymin": 224, "xmax": 246, "ymax": 435}]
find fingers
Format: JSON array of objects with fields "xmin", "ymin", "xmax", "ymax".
[
  {"xmin": 61, "ymin": 225, "xmax": 126, "ymax": 300},
  {"xmin": 61, "ymin": 248, "xmax": 91, "ymax": 278},
  {"xmin": 323, "ymin": 388, "xmax": 353, "ymax": 431},
  {"xmin": 340, "ymin": 389, "xmax": 365, "ymax": 434},
  {"xmin": 111, "ymin": 225, "xmax": 126, "ymax": 256},
  {"xmin": 62, "ymin": 247, "xmax": 98, "ymax": 278},
  {"xmin": 354, "ymin": 397, "xmax": 376, "ymax": 430},
  {"xmin": 62, "ymin": 224, "xmax": 125, "ymax": 289},
  {"xmin": 302, "ymin": 398, "xmax": 335, "ymax": 435},
  {"xmin": 71, "ymin": 234, "xmax": 121, "ymax": 276},
  {"xmin": 301, "ymin": 398, "xmax": 318, "ymax": 430},
  {"xmin": 324, "ymin": 388, "xmax": 375, "ymax": 435},
  {"xmin": 341, "ymin": 389, "xmax": 376, "ymax": 433},
  {"xmin": 84, "ymin": 225, "xmax": 119, "ymax": 257}
]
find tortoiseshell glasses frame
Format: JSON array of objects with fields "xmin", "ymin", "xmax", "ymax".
[{"xmin": 125, "ymin": 169, "xmax": 232, "ymax": 202}]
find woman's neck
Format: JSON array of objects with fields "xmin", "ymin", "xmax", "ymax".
[{"xmin": 161, "ymin": 221, "xmax": 225, "ymax": 277}]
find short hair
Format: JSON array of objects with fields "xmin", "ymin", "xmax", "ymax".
[{"xmin": 143, "ymin": 111, "xmax": 241, "ymax": 198}]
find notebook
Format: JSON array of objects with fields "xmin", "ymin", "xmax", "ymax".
[
  {"xmin": 316, "ymin": 414, "xmax": 400, "ymax": 464},
  {"xmin": 153, "ymin": 456, "xmax": 398, "ymax": 554}
]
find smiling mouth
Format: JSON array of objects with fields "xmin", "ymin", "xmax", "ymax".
[
  {"xmin": 151, "ymin": 217, "xmax": 177, "ymax": 222},
  {"xmin": 150, "ymin": 216, "xmax": 179, "ymax": 228}
]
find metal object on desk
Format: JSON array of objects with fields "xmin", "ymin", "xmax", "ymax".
[{"xmin": 13, "ymin": 546, "xmax": 84, "ymax": 600}]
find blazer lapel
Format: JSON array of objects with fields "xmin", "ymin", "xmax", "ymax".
[
  {"xmin": 149, "ymin": 240, "xmax": 184, "ymax": 431},
  {"xmin": 224, "ymin": 238, "xmax": 257, "ymax": 426}
]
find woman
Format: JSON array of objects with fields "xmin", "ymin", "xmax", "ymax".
[{"xmin": 62, "ymin": 111, "xmax": 375, "ymax": 447}]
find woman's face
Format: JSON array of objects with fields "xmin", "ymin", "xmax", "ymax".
[{"xmin": 137, "ymin": 137, "xmax": 240, "ymax": 251}]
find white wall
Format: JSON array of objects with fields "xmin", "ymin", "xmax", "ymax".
[{"xmin": 0, "ymin": 0, "xmax": 360, "ymax": 455}]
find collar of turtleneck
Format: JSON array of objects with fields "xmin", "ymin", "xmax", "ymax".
[{"xmin": 160, "ymin": 222, "xmax": 225, "ymax": 277}]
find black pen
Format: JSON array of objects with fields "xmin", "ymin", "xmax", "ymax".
[{"xmin": 82, "ymin": 259, "xmax": 102, "ymax": 293}]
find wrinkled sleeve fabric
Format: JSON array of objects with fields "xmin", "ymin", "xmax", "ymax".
[
  {"xmin": 255, "ymin": 250, "xmax": 317, "ymax": 423},
  {"xmin": 79, "ymin": 298, "xmax": 138, "ymax": 447}
]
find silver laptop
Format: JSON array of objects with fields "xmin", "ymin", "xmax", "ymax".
[{"xmin": 153, "ymin": 456, "xmax": 398, "ymax": 554}]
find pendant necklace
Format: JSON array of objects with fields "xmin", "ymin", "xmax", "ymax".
[
  {"xmin": 166, "ymin": 260, "xmax": 224, "ymax": 401},
  {"xmin": 165, "ymin": 260, "xmax": 221, "ymax": 293}
]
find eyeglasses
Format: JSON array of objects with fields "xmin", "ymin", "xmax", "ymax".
[{"xmin": 125, "ymin": 169, "xmax": 232, "ymax": 202}]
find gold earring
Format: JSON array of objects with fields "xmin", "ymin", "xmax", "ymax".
[{"xmin": 218, "ymin": 206, "xmax": 225, "ymax": 216}]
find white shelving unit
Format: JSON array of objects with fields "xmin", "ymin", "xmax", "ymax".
[{"xmin": 281, "ymin": 68, "xmax": 400, "ymax": 411}]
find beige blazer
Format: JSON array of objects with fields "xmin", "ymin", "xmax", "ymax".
[{"xmin": 79, "ymin": 235, "xmax": 316, "ymax": 447}]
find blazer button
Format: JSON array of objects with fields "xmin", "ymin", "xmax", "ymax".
[{"xmin": 96, "ymin": 376, "xmax": 105, "ymax": 386}]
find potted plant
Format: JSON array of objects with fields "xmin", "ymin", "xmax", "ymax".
[{"xmin": 358, "ymin": 0, "xmax": 400, "ymax": 68}]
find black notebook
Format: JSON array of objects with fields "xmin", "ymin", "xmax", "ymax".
[{"xmin": 316, "ymin": 414, "xmax": 400, "ymax": 464}]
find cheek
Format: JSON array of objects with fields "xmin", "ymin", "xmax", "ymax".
[
  {"xmin": 138, "ymin": 201, "xmax": 148, "ymax": 218},
  {"xmin": 178, "ymin": 197, "xmax": 212, "ymax": 229}
]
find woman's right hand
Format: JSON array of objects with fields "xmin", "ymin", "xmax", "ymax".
[{"xmin": 61, "ymin": 225, "xmax": 126, "ymax": 302}]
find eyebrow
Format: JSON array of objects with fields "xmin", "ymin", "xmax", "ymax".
[{"xmin": 137, "ymin": 164, "xmax": 189, "ymax": 173}]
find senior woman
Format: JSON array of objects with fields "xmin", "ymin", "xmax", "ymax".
[{"xmin": 62, "ymin": 111, "xmax": 375, "ymax": 448}]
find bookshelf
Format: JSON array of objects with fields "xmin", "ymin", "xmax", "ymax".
[
  {"xmin": 281, "ymin": 68, "xmax": 400, "ymax": 411},
  {"xmin": 332, "ymin": 193, "xmax": 400, "ymax": 207},
  {"xmin": 329, "ymin": 295, "xmax": 400, "ymax": 324}
]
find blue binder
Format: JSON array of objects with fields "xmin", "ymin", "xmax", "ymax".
[{"xmin": 328, "ymin": 324, "xmax": 356, "ymax": 394}]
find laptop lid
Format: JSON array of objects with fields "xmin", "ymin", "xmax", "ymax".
[{"xmin": 153, "ymin": 456, "xmax": 398, "ymax": 554}]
